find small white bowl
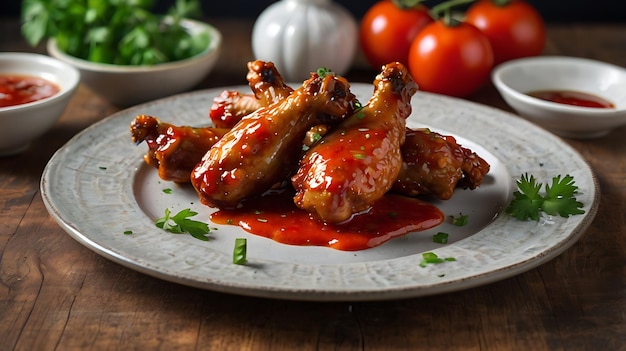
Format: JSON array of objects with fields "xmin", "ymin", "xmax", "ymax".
[
  {"xmin": 47, "ymin": 19, "xmax": 222, "ymax": 107},
  {"xmin": 492, "ymin": 56, "xmax": 626, "ymax": 139},
  {"xmin": 0, "ymin": 53, "xmax": 80, "ymax": 156}
]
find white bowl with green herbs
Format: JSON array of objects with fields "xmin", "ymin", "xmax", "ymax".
[
  {"xmin": 46, "ymin": 19, "xmax": 221, "ymax": 106},
  {"xmin": 23, "ymin": 0, "xmax": 221, "ymax": 106}
]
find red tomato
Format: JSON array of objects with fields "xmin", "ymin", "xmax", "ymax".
[
  {"xmin": 465, "ymin": 0, "xmax": 546, "ymax": 65},
  {"xmin": 408, "ymin": 21, "xmax": 494, "ymax": 97},
  {"xmin": 359, "ymin": 0, "xmax": 433, "ymax": 69}
]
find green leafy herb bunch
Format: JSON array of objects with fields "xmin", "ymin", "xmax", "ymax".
[{"xmin": 21, "ymin": 0, "xmax": 209, "ymax": 66}]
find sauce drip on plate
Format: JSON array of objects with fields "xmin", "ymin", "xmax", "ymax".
[
  {"xmin": 527, "ymin": 90, "xmax": 614, "ymax": 108},
  {"xmin": 210, "ymin": 190, "xmax": 445, "ymax": 251},
  {"xmin": 0, "ymin": 75, "xmax": 60, "ymax": 108}
]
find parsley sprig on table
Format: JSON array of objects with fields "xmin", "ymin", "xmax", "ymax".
[
  {"xmin": 21, "ymin": 0, "xmax": 208, "ymax": 65},
  {"xmin": 506, "ymin": 173, "xmax": 585, "ymax": 221}
]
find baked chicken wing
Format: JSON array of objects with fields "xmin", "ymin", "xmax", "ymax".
[
  {"xmin": 191, "ymin": 71, "xmax": 358, "ymax": 208},
  {"xmin": 393, "ymin": 128, "xmax": 490, "ymax": 200},
  {"xmin": 246, "ymin": 60, "xmax": 293, "ymax": 107},
  {"xmin": 208, "ymin": 90, "xmax": 260, "ymax": 129},
  {"xmin": 130, "ymin": 115, "xmax": 228, "ymax": 183},
  {"xmin": 209, "ymin": 60, "xmax": 293, "ymax": 129},
  {"xmin": 291, "ymin": 62, "xmax": 418, "ymax": 223}
]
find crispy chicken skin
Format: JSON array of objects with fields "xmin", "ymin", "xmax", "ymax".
[
  {"xmin": 291, "ymin": 62, "xmax": 418, "ymax": 223},
  {"xmin": 209, "ymin": 60, "xmax": 293, "ymax": 129},
  {"xmin": 130, "ymin": 115, "xmax": 228, "ymax": 183},
  {"xmin": 191, "ymin": 71, "xmax": 358, "ymax": 208},
  {"xmin": 393, "ymin": 128, "xmax": 490, "ymax": 200}
]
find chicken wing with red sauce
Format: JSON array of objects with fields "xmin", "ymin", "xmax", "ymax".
[
  {"xmin": 246, "ymin": 60, "xmax": 293, "ymax": 107},
  {"xmin": 392, "ymin": 128, "xmax": 490, "ymax": 200},
  {"xmin": 191, "ymin": 71, "xmax": 358, "ymax": 208},
  {"xmin": 209, "ymin": 60, "xmax": 293, "ymax": 129},
  {"xmin": 208, "ymin": 91, "xmax": 260, "ymax": 129},
  {"xmin": 131, "ymin": 115, "xmax": 228, "ymax": 183},
  {"xmin": 291, "ymin": 62, "xmax": 418, "ymax": 223}
]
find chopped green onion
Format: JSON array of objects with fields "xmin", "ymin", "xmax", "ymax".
[
  {"xmin": 451, "ymin": 213, "xmax": 468, "ymax": 226},
  {"xmin": 233, "ymin": 238, "xmax": 247, "ymax": 264},
  {"xmin": 162, "ymin": 188, "xmax": 173, "ymax": 194},
  {"xmin": 419, "ymin": 252, "xmax": 456, "ymax": 267},
  {"xmin": 432, "ymin": 232, "xmax": 449, "ymax": 244},
  {"xmin": 311, "ymin": 132, "xmax": 322, "ymax": 143},
  {"xmin": 316, "ymin": 67, "xmax": 332, "ymax": 78}
]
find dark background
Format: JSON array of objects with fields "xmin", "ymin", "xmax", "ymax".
[{"xmin": 3, "ymin": 0, "xmax": 626, "ymax": 22}]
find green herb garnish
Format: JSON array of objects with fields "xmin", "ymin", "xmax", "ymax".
[
  {"xmin": 123, "ymin": 230, "xmax": 133, "ymax": 235},
  {"xmin": 21, "ymin": 0, "xmax": 207, "ymax": 65},
  {"xmin": 162, "ymin": 188, "xmax": 173, "ymax": 194},
  {"xmin": 233, "ymin": 238, "xmax": 247, "ymax": 265},
  {"xmin": 155, "ymin": 208, "xmax": 211, "ymax": 241},
  {"xmin": 419, "ymin": 252, "xmax": 456, "ymax": 267},
  {"xmin": 506, "ymin": 173, "xmax": 585, "ymax": 221},
  {"xmin": 316, "ymin": 67, "xmax": 333, "ymax": 78},
  {"xmin": 432, "ymin": 232, "xmax": 449, "ymax": 244},
  {"xmin": 450, "ymin": 213, "xmax": 468, "ymax": 226},
  {"xmin": 311, "ymin": 132, "xmax": 322, "ymax": 144}
]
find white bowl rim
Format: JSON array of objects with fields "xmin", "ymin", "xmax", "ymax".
[
  {"xmin": 492, "ymin": 55, "xmax": 626, "ymax": 117},
  {"xmin": 0, "ymin": 52, "xmax": 80, "ymax": 113},
  {"xmin": 46, "ymin": 18, "xmax": 222, "ymax": 74}
]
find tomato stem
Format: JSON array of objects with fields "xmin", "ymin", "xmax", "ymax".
[
  {"xmin": 492, "ymin": 0, "xmax": 512, "ymax": 6},
  {"xmin": 391, "ymin": 0, "xmax": 427, "ymax": 10},
  {"xmin": 430, "ymin": 0, "xmax": 476, "ymax": 26}
]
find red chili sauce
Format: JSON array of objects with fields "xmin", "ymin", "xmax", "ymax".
[
  {"xmin": 527, "ymin": 90, "xmax": 614, "ymax": 108},
  {"xmin": 210, "ymin": 190, "xmax": 445, "ymax": 251},
  {"xmin": 0, "ymin": 75, "xmax": 60, "ymax": 108}
]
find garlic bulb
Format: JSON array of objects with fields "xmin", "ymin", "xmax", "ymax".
[{"xmin": 252, "ymin": 0, "xmax": 358, "ymax": 82}]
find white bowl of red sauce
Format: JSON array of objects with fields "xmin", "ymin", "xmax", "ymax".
[
  {"xmin": 492, "ymin": 56, "xmax": 626, "ymax": 139},
  {"xmin": 0, "ymin": 52, "xmax": 80, "ymax": 155}
]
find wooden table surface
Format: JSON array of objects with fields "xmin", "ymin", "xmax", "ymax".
[{"xmin": 1, "ymin": 18, "xmax": 625, "ymax": 350}]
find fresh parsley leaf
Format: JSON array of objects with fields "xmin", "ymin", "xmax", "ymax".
[
  {"xmin": 543, "ymin": 175, "xmax": 585, "ymax": 217},
  {"xmin": 155, "ymin": 208, "xmax": 211, "ymax": 241},
  {"xmin": 233, "ymin": 238, "xmax": 247, "ymax": 265},
  {"xmin": 21, "ymin": 0, "xmax": 206, "ymax": 66},
  {"xmin": 506, "ymin": 173, "xmax": 585, "ymax": 221}
]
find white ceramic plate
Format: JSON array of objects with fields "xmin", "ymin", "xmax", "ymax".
[{"xmin": 41, "ymin": 84, "xmax": 599, "ymax": 301}]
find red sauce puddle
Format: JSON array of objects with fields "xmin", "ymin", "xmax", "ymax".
[
  {"xmin": 527, "ymin": 90, "xmax": 614, "ymax": 108},
  {"xmin": 210, "ymin": 190, "xmax": 444, "ymax": 251},
  {"xmin": 0, "ymin": 75, "xmax": 60, "ymax": 108}
]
